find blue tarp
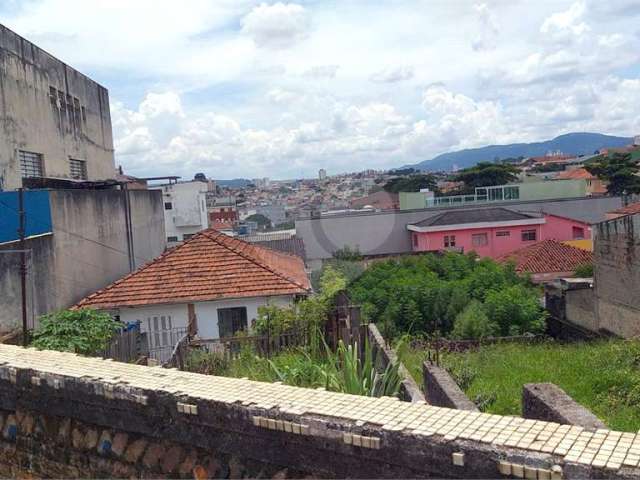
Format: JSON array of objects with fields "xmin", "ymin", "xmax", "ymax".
[{"xmin": 0, "ymin": 190, "xmax": 52, "ymax": 244}]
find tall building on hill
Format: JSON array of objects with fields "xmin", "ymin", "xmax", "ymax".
[
  {"xmin": 319, "ymin": 168, "xmax": 327, "ymax": 181},
  {"xmin": 0, "ymin": 24, "xmax": 116, "ymax": 191}
]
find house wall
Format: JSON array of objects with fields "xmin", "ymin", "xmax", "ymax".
[
  {"xmin": 118, "ymin": 295, "xmax": 296, "ymax": 341},
  {"xmin": 0, "ymin": 189, "xmax": 165, "ymax": 332},
  {"xmin": 153, "ymin": 181, "xmax": 209, "ymax": 244},
  {"xmin": 0, "ymin": 24, "xmax": 115, "ymax": 190},
  {"xmin": 412, "ymin": 215, "xmax": 590, "ymax": 259},
  {"xmin": 594, "ymin": 214, "xmax": 640, "ymax": 338},
  {"xmin": 296, "ymin": 196, "xmax": 623, "ymax": 267}
]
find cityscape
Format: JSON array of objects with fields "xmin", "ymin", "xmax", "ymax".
[{"xmin": 1, "ymin": 2, "xmax": 640, "ymax": 479}]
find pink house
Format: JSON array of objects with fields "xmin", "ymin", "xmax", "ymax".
[{"xmin": 407, "ymin": 207, "xmax": 591, "ymax": 259}]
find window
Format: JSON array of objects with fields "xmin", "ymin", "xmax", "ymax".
[
  {"xmin": 146, "ymin": 315, "xmax": 173, "ymax": 349},
  {"xmin": 167, "ymin": 236, "xmax": 178, "ymax": 242},
  {"xmin": 472, "ymin": 233, "xmax": 488, "ymax": 247},
  {"xmin": 572, "ymin": 226, "xmax": 585, "ymax": 240},
  {"xmin": 444, "ymin": 235, "xmax": 456, "ymax": 248},
  {"xmin": 521, "ymin": 229, "xmax": 537, "ymax": 242},
  {"xmin": 69, "ymin": 158, "xmax": 87, "ymax": 180},
  {"xmin": 217, "ymin": 307, "xmax": 248, "ymax": 338},
  {"xmin": 496, "ymin": 231, "xmax": 510, "ymax": 237},
  {"xmin": 164, "ymin": 202, "xmax": 173, "ymax": 210},
  {"xmin": 183, "ymin": 233, "xmax": 195, "ymax": 240},
  {"xmin": 19, "ymin": 150, "xmax": 44, "ymax": 178}
]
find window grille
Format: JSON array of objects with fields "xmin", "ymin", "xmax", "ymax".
[{"xmin": 19, "ymin": 151, "xmax": 44, "ymax": 178}]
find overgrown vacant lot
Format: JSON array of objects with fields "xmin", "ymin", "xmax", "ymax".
[{"xmin": 402, "ymin": 340, "xmax": 640, "ymax": 432}]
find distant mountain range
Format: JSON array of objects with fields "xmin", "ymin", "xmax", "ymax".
[
  {"xmin": 404, "ymin": 132, "xmax": 633, "ymax": 172},
  {"xmin": 216, "ymin": 178, "xmax": 253, "ymax": 188}
]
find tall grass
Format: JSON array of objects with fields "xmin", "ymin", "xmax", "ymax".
[
  {"xmin": 400, "ymin": 339, "xmax": 640, "ymax": 432},
  {"xmin": 186, "ymin": 335, "xmax": 403, "ymax": 398}
]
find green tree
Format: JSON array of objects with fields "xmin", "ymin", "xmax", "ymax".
[
  {"xmin": 450, "ymin": 300, "xmax": 499, "ymax": 339},
  {"xmin": 585, "ymin": 153, "xmax": 640, "ymax": 195},
  {"xmin": 452, "ymin": 162, "xmax": 520, "ymax": 194},
  {"xmin": 383, "ymin": 174, "xmax": 438, "ymax": 193},
  {"xmin": 574, "ymin": 263, "xmax": 594, "ymax": 277},
  {"xmin": 245, "ymin": 213, "xmax": 272, "ymax": 229},
  {"xmin": 31, "ymin": 309, "xmax": 121, "ymax": 355},
  {"xmin": 483, "ymin": 286, "xmax": 546, "ymax": 336},
  {"xmin": 333, "ymin": 245, "xmax": 363, "ymax": 261}
]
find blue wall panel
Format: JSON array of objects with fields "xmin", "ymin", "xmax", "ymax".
[{"xmin": 0, "ymin": 191, "xmax": 53, "ymax": 244}]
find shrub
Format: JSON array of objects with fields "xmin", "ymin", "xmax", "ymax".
[
  {"xmin": 483, "ymin": 285, "xmax": 546, "ymax": 336},
  {"xmin": 31, "ymin": 308, "xmax": 121, "ymax": 355},
  {"xmin": 450, "ymin": 300, "xmax": 499, "ymax": 340},
  {"xmin": 574, "ymin": 263, "xmax": 594, "ymax": 277}
]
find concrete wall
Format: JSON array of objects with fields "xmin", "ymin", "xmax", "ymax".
[
  {"xmin": 422, "ymin": 363, "xmax": 479, "ymax": 411},
  {"xmin": 366, "ymin": 324, "xmax": 425, "ymax": 403},
  {"xmin": 0, "ymin": 24, "xmax": 115, "ymax": 190},
  {"xmin": 297, "ymin": 196, "xmax": 623, "ymax": 265},
  {"xmin": 2, "ymin": 344, "xmax": 639, "ymax": 479},
  {"xmin": 0, "ymin": 189, "xmax": 165, "ymax": 332},
  {"xmin": 594, "ymin": 214, "xmax": 640, "ymax": 337},
  {"xmin": 522, "ymin": 383, "xmax": 606, "ymax": 430}
]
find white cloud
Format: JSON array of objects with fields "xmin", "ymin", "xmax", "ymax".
[
  {"xmin": 540, "ymin": 1, "xmax": 590, "ymax": 40},
  {"xmin": 472, "ymin": 3, "xmax": 499, "ymax": 51},
  {"xmin": 241, "ymin": 2, "xmax": 310, "ymax": 49},
  {"xmin": 370, "ymin": 66, "xmax": 414, "ymax": 83},
  {"xmin": 3, "ymin": 0, "xmax": 639, "ymax": 177}
]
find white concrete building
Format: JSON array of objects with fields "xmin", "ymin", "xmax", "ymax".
[
  {"xmin": 153, "ymin": 180, "xmax": 210, "ymax": 245},
  {"xmin": 76, "ymin": 229, "xmax": 310, "ymax": 361}
]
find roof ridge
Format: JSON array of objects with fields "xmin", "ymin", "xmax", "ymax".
[{"xmin": 201, "ymin": 230, "xmax": 310, "ymax": 292}]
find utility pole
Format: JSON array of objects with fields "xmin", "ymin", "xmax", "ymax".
[{"xmin": 18, "ymin": 188, "xmax": 28, "ymax": 346}]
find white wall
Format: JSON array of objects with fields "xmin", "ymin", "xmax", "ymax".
[
  {"xmin": 153, "ymin": 181, "xmax": 209, "ymax": 243},
  {"xmin": 117, "ymin": 294, "xmax": 295, "ymax": 341}
]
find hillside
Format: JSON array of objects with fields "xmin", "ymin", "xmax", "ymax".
[{"xmin": 406, "ymin": 132, "xmax": 633, "ymax": 172}]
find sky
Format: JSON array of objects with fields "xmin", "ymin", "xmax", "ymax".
[{"xmin": 2, "ymin": 0, "xmax": 640, "ymax": 180}]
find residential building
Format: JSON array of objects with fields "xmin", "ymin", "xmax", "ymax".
[
  {"xmin": 399, "ymin": 179, "xmax": 588, "ymax": 210},
  {"xmin": 407, "ymin": 208, "xmax": 591, "ymax": 259},
  {"xmin": 0, "ymin": 187, "xmax": 165, "ymax": 332},
  {"xmin": 208, "ymin": 196, "xmax": 239, "ymax": 229},
  {"xmin": 350, "ymin": 191, "xmax": 399, "ymax": 210},
  {"xmin": 75, "ymin": 230, "xmax": 310, "ymax": 361},
  {"xmin": 297, "ymin": 195, "xmax": 624, "ymax": 270},
  {"xmin": 256, "ymin": 204, "xmax": 287, "ymax": 226},
  {"xmin": 593, "ymin": 213, "xmax": 640, "ymax": 338},
  {"xmin": 634, "ymin": 135, "xmax": 640, "ymax": 146},
  {"xmin": 0, "ymin": 24, "xmax": 115, "ymax": 191},
  {"xmin": 497, "ymin": 239, "xmax": 592, "ymax": 283},
  {"xmin": 153, "ymin": 180, "xmax": 210, "ymax": 245},
  {"xmin": 555, "ymin": 168, "xmax": 607, "ymax": 196},
  {"xmin": 319, "ymin": 169, "xmax": 327, "ymax": 181}
]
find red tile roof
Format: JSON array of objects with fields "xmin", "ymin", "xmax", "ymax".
[
  {"xmin": 496, "ymin": 239, "xmax": 592, "ymax": 274},
  {"xmin": 75, "ymin": 229, "xmax": 311, "ymax": 309},
  {"xmin": 555, "ymin": 168, "xmax": 596, "ymax": 180},
  {"xmin": 609, "ymin": 201, "xmax": 640, "ymax": 216}
]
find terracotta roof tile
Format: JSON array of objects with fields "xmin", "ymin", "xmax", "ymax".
[
  {"xmin": 75, "ymin": 229, "xmax": 310, "ymax": 309},
  {"xmin": 496, "ymin": 239, "xmax": 592, "ymax": 274},
  {"xmin": 555, "ymin": 168, "xmax": 596, "ymax": 180},
  {"xmin": 609, "ymin": 201, "xmax": 640, "ymax": 216}
]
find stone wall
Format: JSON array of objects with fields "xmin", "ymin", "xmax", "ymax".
[
  {"xmin": 1, "ymin": 344, "xmax": 639, "ymax": 479},
  {"xmin": 367, "ymin": 323, "xmax": 425, "ymax": 403},
  {"xmin": 422, "ymin": 362, "xmax": 478, "ymax": 411},
  {"xmin": 522, "ymin": 383, "xmax": 606, "ymax": 431},
  {"xmin": 594, "ymin": 214, "xmax": 640, "ymax": 337}
]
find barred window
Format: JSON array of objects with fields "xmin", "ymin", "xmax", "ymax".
[
  {"xmin": 69, "ymin": 158, "xmax": 87, "ymax": 180},
  {"xmin": 19, "ymin": 151, "xmax": 44, "ymax": 178},
  {"xmin": 472, "ymin": 233, "xmax": 488, "ymax": 247},
  {"xmin": 521, "ymin": 229, "xmax": 537, "ymax": 242}
]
